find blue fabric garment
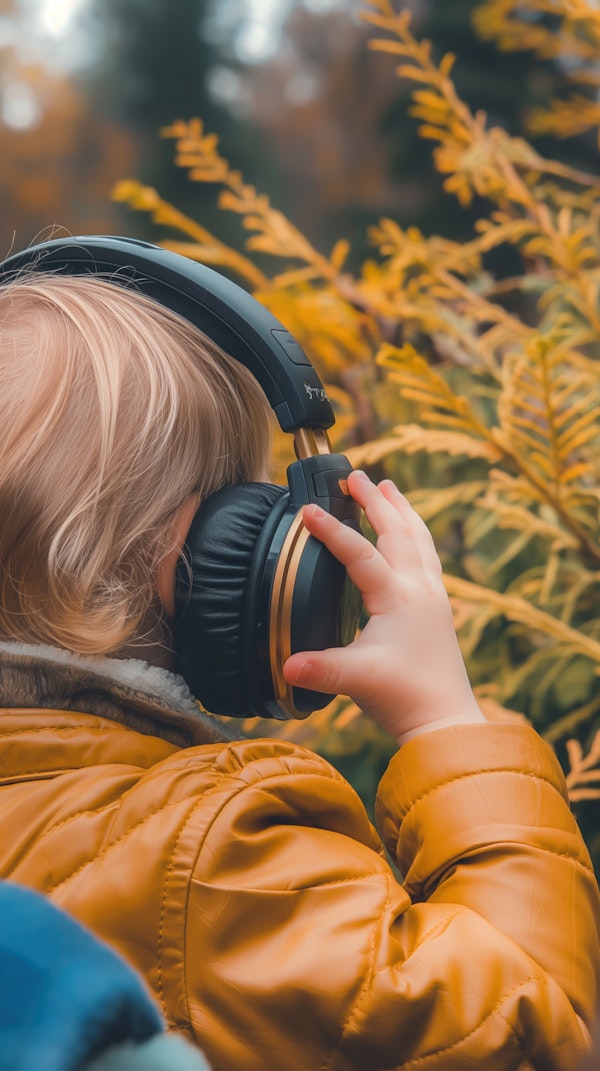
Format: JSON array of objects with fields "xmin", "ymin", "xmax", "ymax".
[{"xmin": 0, "ymin": 882, "xmax": 163, "ymax": 1071}]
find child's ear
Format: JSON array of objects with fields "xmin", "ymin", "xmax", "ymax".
[{"xmin": 153, "ymin": 493, "xmax": 202, "ymax": 619}]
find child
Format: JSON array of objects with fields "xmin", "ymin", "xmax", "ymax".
[{"xmin": 0, "ymin": 260, "xmax": 598, "ymax": 1071}]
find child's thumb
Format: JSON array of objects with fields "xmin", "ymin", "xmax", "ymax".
[{"xmin": 283, "ymin": 649, "xmax": 347, "ymax": 696}]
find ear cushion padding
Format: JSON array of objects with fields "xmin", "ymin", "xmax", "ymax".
[{"xmin": 173, "ymin": 483, "xmax": 288, "ymax": 717}]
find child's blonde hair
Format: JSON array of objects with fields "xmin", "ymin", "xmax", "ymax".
[{"xmin": 0, "ymin": 272, "xmax": 272, "ymax": 654}]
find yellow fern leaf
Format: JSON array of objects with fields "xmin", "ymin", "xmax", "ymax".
[
  {"xmin": 377, "ymin": 343, "xmax": 497, "ymax": 444},
  {"xmin": 330, "ymin": 240, "xmax": 351, "ymax": 271},
  {"xmin": 408, "ymin": 482, "xmax": 490, "ymax": 522},
  {"xmin": 111, "ymin": 182, "xmax": 270, "ymax": 290},
  {"xmin": 497, "ymin": 334, "xmax": 600, "ymax": 490},
  {"xmin": 475, "ymin": 1, "xmax": 600, "ymax": 145},
  {"xmin": 566, "ymin": 729, "xmax": 600, "ymax": 802},
  {"xmin": 347, "ymin": 426, "xmax": 497, "ymax": 465},
  {"xmin": 345, "ymin": 437, "xmax": 411, "ymax": 467},
  {"xmin": 445, "ymin": 574, "xmax": 600, "ymax": 663},
  {"xmin": 258, "ymin": 288, "xmax": 371, "ymax": 375},
  {"xmin": 405, "ymin": 424, "xmax": 496, "ymax": 459},
  {"xmin": 475, "ymin": 492, "xmax": 579, "ymax": 552},
  {"xmin": 161, "ymin": 120, "xmax": 342, "ymax": 284},
  {"xmin": 545, "ymin": 697, "xmax": 600, "ymax": 744}
]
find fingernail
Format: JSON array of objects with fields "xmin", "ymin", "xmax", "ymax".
[
  {"xmin": 353, "ymin": 470, "xmax": 370, "ymax": 481},
  {"xmin": 306, "ymin": 504, "xmax": 326, "ymax": 520},
  {"xmin": 296, "ymin": 660, "xmax": 313, "ymax": 683},
  {"xmin": 380, "ymin": 479, "xmax": 402, "ymax": 496},
  {"xmin": 287, "ymin": 660, "xmax": 313, "ymax": 685}
]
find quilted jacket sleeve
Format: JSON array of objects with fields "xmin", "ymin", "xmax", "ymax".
[{"xmin": 184, "ymin": 723, "xmax": 600, "ymax": 1071}]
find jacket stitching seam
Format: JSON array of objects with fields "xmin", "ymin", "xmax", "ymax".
[
  {"xmin": 395, "ymin": 770, "xmax": 594, "ymax": 875},
  {"xmin": 182, "ymin": 768, "xmax": 358, "ymax": 1045},
  {"xmin": 191, "ymin": 870, "xmax": 388, "ymax": 893},
  {"xmin": 20, "ymin": 742, "xmax": 301, "ymax": 850},
  {"xmin": 392, "ymin": 976, "xmax": 541, "ymax": 1069},
  {"xmin": 403, "ymin": 843, "xmax": 595, "ymax": 889},
  {"xmin": 38, "ymin": 771, "xmax": 238, "ymax": 895},
  {"xmin": 397, "ymin": 768, "xmax": 565, "ymax": 820},
  {"xmin": 394, "ymin": 910, "xmax": 462, "ymax": 951},
  {"xmin": 245, "ymin": 760, "xmax": 350, "ymax": 786},
  {"xmin": 320, "ymin": 874, "xmax": 395, "ymax": 1071},
  {"xmin": 496, "ymin": 1004, "xmax": 540, "ymax": 1071},
  {"xmin": 172, "ymin": 771, "xmax": 387, "ymax": 1061},
  {"xmin": 331, "ymin": 968, "xmax": 541, "ymax": 1070},
  {"xmin": 321, "ymin": 906, "xmax": 457, "ymax": 1071},
  {"xmin": 9, "ymin": 753, "xmax": 352, "ymax": 888},
  {"xmin": 4, "ymin": 759, "xmax": 188, "ymax": 852},
  {"xmin": 515, "ymin": 842, "xmax": 594, "ymax": 873},
  {"xmin": 8, "ymin": 796, "xmax": 185, "ymax": 890},
  {"xmin": 0, "ymin": 724, "xmax": 123, "ymax": 737},
  {"xmin": 27, "ymin": 763, "xmax": 243, "ymax": 845},
  {"xmin": 157, "ymin": 798, "xmax": 206, "ymax": 1023}
]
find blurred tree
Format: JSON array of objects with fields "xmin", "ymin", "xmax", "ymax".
[
  {"xmin": 228, "ymin": 0, "xmax": 595, "ymax": 268},
  {"xmin": 380, "ymin": 0, "xmax": 598, "ymax": 253},
  {"xmin": 234, "ymin": 4, "xmax": 404, "ymax": 266},
  {"xmin": 83, "ymin": 0, "xmax": 217, "ymax": 133},
  {"xmin": 81, "ymin": 0, "xmax": 281, "ymax": 245},
  {"xmin": 0, "ymin": 2, "xmax": 137, "ymax": 253}
]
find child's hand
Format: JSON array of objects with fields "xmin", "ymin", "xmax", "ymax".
[{"xmin": 283, "ymin": 470, "xmax": 485, "ymax": 745}]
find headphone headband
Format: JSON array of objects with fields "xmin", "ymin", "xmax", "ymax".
[{"xmin": 0, "ymin": 235, "xmax": 335, "ymax": 434}]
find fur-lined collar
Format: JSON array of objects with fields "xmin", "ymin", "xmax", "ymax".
[{"xmin": 0, "ymin": 642, "xmax": 240, "ymax": 748}]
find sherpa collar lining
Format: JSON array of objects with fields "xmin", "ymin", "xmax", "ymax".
[{"xmin": 0, "ymin": 641, "xmax": 239, "ymax": 748}]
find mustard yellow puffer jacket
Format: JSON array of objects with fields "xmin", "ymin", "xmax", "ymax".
[{"xmin": 0, "ymin": 696, "xmax": 598, "ymax": 1069}]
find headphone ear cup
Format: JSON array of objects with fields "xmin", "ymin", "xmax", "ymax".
[
  {"xmin": 173, "ymin": 483, "xmax": 288, "ymax": 717},
  {"xmin": 284, "ymin": 533, "xmax": 362, "ymax": 717}
]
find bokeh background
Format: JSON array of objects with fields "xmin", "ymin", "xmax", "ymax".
[
  {"xmin": 2, "ymin": 0, "xmax": 594, "ymax": 261},
  {"xmin": 3, "ymin": 0, "xmax": 600, "ymax": 859}
]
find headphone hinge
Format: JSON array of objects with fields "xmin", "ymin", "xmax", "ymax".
[{"xmin": 293, "ymin": 427, "xmax": 332, "ymax": 460}]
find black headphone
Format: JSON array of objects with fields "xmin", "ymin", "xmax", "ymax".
[{"xmin": 0, "ymin": 236, "xmax": 361, "ymax": 719}]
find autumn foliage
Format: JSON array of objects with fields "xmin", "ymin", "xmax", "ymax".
[{"xmin": 115, "ymin": 0, "xmax": 600, "ymax": 844}]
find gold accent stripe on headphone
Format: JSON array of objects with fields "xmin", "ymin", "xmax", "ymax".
[{"xmin": 269, "ymin": 510, "xmax": 312, "ymax": 719}]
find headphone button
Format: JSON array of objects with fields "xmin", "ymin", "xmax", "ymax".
[
  {"xmin": 271, "ymin": 329, "xmax": 312, "ymax": 366},
  {"xmin": 311, "ymin": 472, "xmax": 351, "ymax": 499}
]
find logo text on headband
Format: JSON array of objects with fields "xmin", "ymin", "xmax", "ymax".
[{"xmin": 304, "ymin": 382, "xmax": 329, "ymax": 403}]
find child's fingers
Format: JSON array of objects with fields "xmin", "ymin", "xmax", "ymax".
[
  {"xmin": 301, "ymin": 505, "xmax": 392, "ymax": 609},
  {"xmin": 378, "ymin": 480, "xmax": 443, "ymax": 581},
  {"xmin": 345, "ymin": 471, "xmax": 422, "ymax": 574}
]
